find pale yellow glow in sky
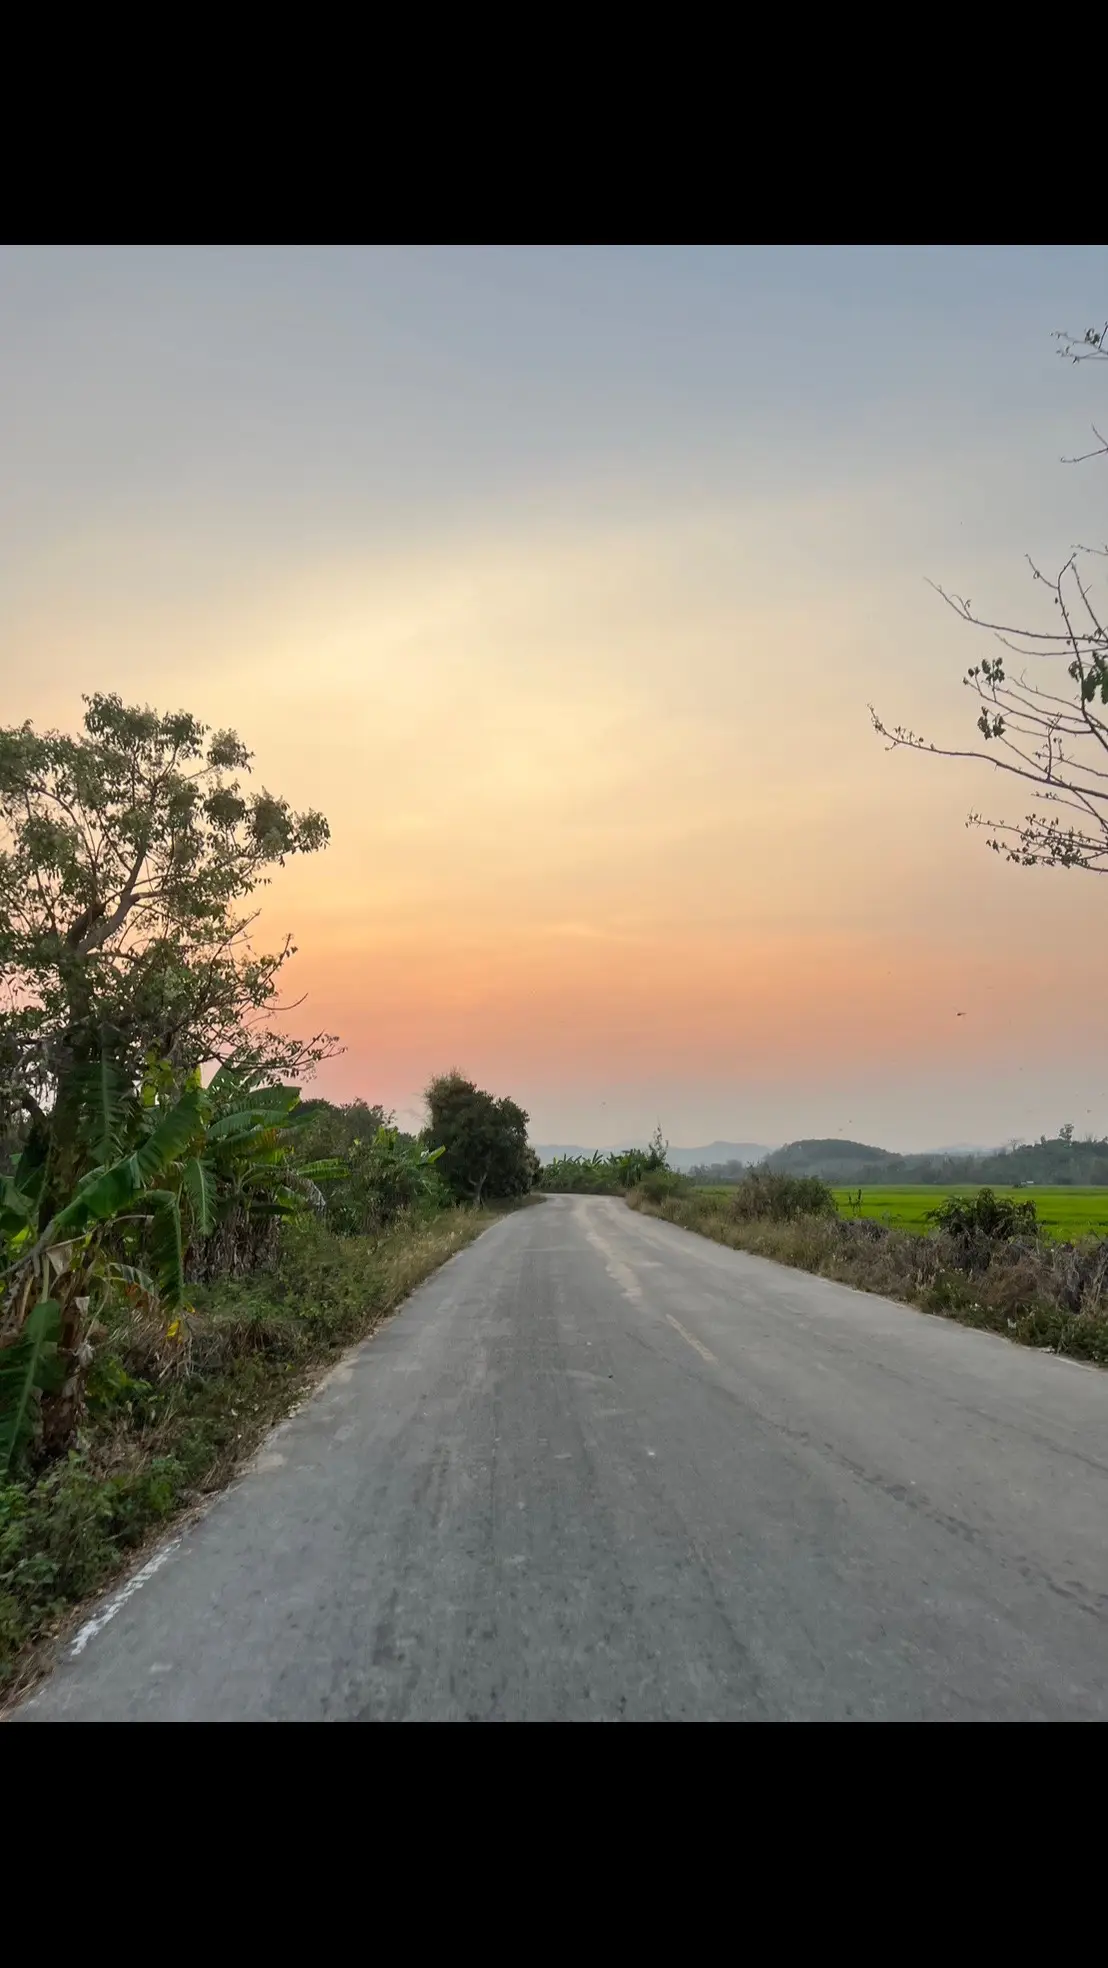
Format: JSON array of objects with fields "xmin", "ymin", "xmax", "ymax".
[
  {"xmin": 4, "ymin": 246, "xmax": 1106, "ymax": 1148},
  {"xmin": 9, "ymin": 497, "xmax": 1107, "ymax": 1148}
]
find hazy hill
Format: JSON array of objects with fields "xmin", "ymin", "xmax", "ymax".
[
  {"xmin": 669, "ymin": 1141, "xmax": 774, "ymax": 1171},
  {"xmin": 761, "ymin": 1139, "xmax": 902, "ymax": 1181},
  {"xmin": 754, "ymin": 1135, "xmax": 1108, "ymax": 1186}
]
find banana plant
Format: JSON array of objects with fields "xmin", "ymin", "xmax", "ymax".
[
  {"xmin": 0, "ymin": 1080, "xmax": 211, "ymax": 1468},
  {"xmin": 0, "ymin": 1055, "xmax": 354, "ymax": 1468},
  {"xmin": 321, "ymin": 1125, "xmax": 444, "ymax": 1237},
  {"xmin": 0, "ymin": 1298, "xmax": 63, "ymax": 1474},
  {"xmin": 178, "ymin": 1067, "xmax": 347, "ymax": 1277}
]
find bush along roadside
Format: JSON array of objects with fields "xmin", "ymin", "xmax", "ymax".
[
  {"xmin": 0, "ymin": 1205, "xmax": 502, "ymax": 1696},
  {"xmin": 626, "ymin": 1180, "xmax": 1108, "ymax": 1366}
]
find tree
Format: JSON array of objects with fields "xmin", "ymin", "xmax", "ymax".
[
  {"xmin": 0, "ymin": 693, "xmax": 337, "ymax": 1222},
  {"xmin": 294, "ymin": 1098, "xmax": 391, "ymax": 1164},
  {"xmin": 871, "ymin": 320, "xmax": 1108, "ymax": 876},
  {"xmin": 423, "ymin": 1071, "xmax": 537, "ymax": 1205}
]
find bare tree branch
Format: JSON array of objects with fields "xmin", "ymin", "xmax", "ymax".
[{"xmin": 872, "ymin": 327, "xmax": 1108, "ymax": 877}]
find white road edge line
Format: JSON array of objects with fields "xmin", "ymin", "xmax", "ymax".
[
  {"xmin": 665, "ymin": 1314, "xmax": 718, "ymax": 1366},
  {"xmin": 69, "ymin": 1538, "xmax": 183, "ymax": 1657}
]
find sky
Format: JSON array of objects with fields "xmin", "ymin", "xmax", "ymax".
[{"xmin": 2, "ymin": 245, "xmax": 1106, "ymax": 1151}]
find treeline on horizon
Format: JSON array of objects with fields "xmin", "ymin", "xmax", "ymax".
[{"xmin": 687, "ymin": 1129, "xmax": 1108, "ymax": 1188}]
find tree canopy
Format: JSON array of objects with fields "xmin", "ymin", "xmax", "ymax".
[
  {"xmin": 1, "ymin": 688, "xmax": 334, "ymax": 1117},
  {"xmin": 423, "ymin": 1071, "xmax": 539, "ymax": 1204},
  {"xmin": 0, "ymin": 693, "xmax": 336, "ymax": 1210}
]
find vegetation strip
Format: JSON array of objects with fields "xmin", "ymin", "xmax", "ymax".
[
  {"xmin": 829, "ymin": 1185, "xmax": 1108, "ymax": 1242},
  {"xmin": 626, "ymin": 1175, "xmax": 1108, "ymax": 1367}
]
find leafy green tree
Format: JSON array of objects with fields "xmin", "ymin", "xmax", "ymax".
[
  {"xmin": 294, "ymin": 1098, "xmax": 391, "ymax": 1164},
  {"xmin": 0, "ymin": 693, "xmax": 336, "ymax": 1223},
  {"xmin": 423, "ymin": 1071, "xmax": 536, "ymax": 1205}
]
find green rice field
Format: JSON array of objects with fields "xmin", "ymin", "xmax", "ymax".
[
  {"xmin": 830, "ymin": 1185, "xmax": 1108, "ymax": 1241},
  {"xmin": 689, "ymin": 1183, "xmax": 1108, "ymax": 1241}
]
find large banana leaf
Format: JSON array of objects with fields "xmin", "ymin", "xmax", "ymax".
[
  {"xmin": 47, "ymin": 1087, "xmax": 205, "ymax": 1238},
  {"xmin": 48, "ymin": 1160, "xmax": 136, "ymax": 1233},
  {"xmin": 100, "ymin": 1259, "xmax": 158, "ymax": 1298},
  {"xmin": 11, "ymin": 1130, "xmax": 49, "ymax": 1222},
  {"xmin": 206, "ymin": 1068, "xmax": 298, "ymax": 1112},
  {"xmin": 273, "ymin": 1103, "xmax": 313, "ymax": 1130},
  {"xmin": 144, "ymin": 1190, "xmax": 186, "ymax": 1308},
  {"xmin": 181, "ymin": 1156, "xmax": 217, "ymax": 1236},
  {"xmin": 238, "ymin": 1126, "xmax": 288, "ymax": 1158},
  {"xmin": 205, "ymin": 1108, "xmax": 293, "ymax": 1144},
  {"xmin": 0, "ymin": 1297, "xmax": 62, "ymax": 1475},
  {"xmin": 0, "ymin": 1174, "xmax": 36, "ymax": 1239},
  {"xmin": 203, "ymin": 1065, "xmax": 239, "ymax": 1101},
  {"xmin": 130, "ymin": 1087, "xmax": 206, "ymax": 1184},
  {"xmin": 80, "ymin": 1050, "xmax": 133, "ymax": 1167},
  {"xmin": 248, "ymin": 1088, "xmax": 300, "ymax": 1116},
  {"xmin": 277, "ymin": 1173, "xmax": 327, "ymax": 1211}
]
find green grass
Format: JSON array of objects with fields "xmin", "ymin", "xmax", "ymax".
[{"xmin": 827, "ymin": 1185, "xmax": 1108, "ymax": 1242}]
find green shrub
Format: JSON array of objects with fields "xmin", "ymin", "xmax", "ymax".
[
  {"xmin": 926, "ymin": 1187, "xmax": 1040, "ymax": 1275},
  {"xmin": 731, "ymin": 1171, "xmax": 837, "ymax": 1222},
  {"xmin": 926, "ymin": 1187, "xmax": 1038, "ymax": 1241},
  {"xmin": 637, "ymin": 1169, "xmax": 690, "ymax": 1204},
  {"xmin": 0, "ymin": 1454, "xmax": 185, "ymax": 1669}
]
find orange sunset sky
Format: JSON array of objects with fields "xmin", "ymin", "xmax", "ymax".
[{"xmin": 3, "ymin": 246, "xmax": 1106, "ymax": 1149}]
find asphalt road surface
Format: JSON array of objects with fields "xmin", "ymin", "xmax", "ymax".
[{"xmin": 15, "ymin": 1196, "xmax": 1108, "ymax": 1722}]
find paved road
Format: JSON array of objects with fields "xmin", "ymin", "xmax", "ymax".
[{"xmin": 15, "ymin": 1196, "xmax": 1108, "ymax": 1721}]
